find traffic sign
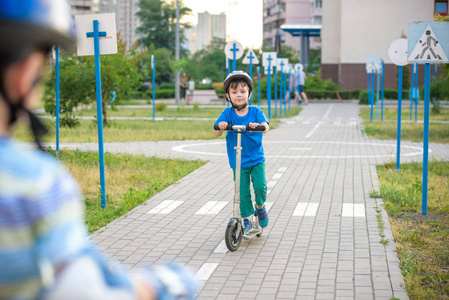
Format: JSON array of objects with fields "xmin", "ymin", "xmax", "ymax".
[
  {"xmin": 263, "ymin": 52, "xmax": 277, "ymax": 67},
  {"xmin": 277, "ymin": 58, "xmax": 289, "ymax": 72},
  {"xmin": 388, "ymin": 39, "xmax": 409, "ymax": 66},
  {"xmin": 75, "ymin": 13, "xmax": 117, "ymax": 56},
  {"xmin": 366, "ymin": 56, "xmax": 382, "ymax": 73},
  {"xmin": 294, "ymin": 63, "xmax": 303, "ymax": 72},
  {"xmin": 224, "ymin": 41, "xmax": 244, "ymax": 60},
  {"xmin": 408, "ymin": 22, "xmax": 449, "ymax": 63},
  {"xmin": 242, "ymin": 49, "xmax": 259, "ymax": 64}
]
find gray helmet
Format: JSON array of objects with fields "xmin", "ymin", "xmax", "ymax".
[
  {"xmin": 0, "ymin": 0, "xmax": 75, "ymax": 62},
  {"xmin": 223, "ymin": 70, "xmax": 253, "ymax": 93}
]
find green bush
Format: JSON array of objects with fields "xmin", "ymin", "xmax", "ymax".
[
  {"xmin": 148, "ymin": 89, "xmax": 175, "ymax": 99},
  {"xmin": 155, "ymin": 103, "xmax": 168, "ymax": 111},
  {"xmin": 358, "ymin": 89, "xmax": 409, "ymax": 104},
  {"xmin": 196, "ymin": 84, "xmax": 212, "ymax": 90},
  {"xmin": 159, "ymin": 82, "xmax": 175, "ymax": 89}
]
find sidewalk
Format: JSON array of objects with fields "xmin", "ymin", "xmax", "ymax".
[{"xmin": 60, "ymin": 102, "xmax": 449, "ymax": 299}]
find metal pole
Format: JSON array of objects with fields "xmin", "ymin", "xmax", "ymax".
[
  {"xmin": 249, "ymin": 59, "xmax": 253, "ymax": 106},
  {"xmin": 381, "ymin": 60, "xmax": 385, "ymax": 121},
  {"xmin": 410, "ymin": 64, "xmax": 414, "ymax": 120},
  {"xmin": 288, "ymin": 69, "xmax": 291, "ymax": 111},
  {"xmin": 396, "ymin": 66, "xmax": 403, "ymax": 170},
  {"xmin": 434, "ymin": 64, "xmax": 437, "ymax": 108},
  {"xmin": 152, "ymin": 55, "xmax": 156, "ymax": 121},
  {"xmin": 55, "ymin": 46, "xmax": 60, "ymax": 156},
  {"xmin": 422, "ymin": 63, "xmax": 430, "ymax": 216},
  {"xmin": 257, "ymin": 66, "xmax": 260, "ymax": 107},
  {"xmin": 175, "ymin": 0, "xmax": 180, "ymax": 106},
  {"xmin": 370, "ymin": 71, "xmax": 374, "ymax": 122},
  {"xmin": 376, "ymin": 70, "xmax": 380, "ymax": 120},
  {"xmin": 279, "ymin": 66, "xmax": 283, "ymax": 116},
  {"xmin": 415, "ymin": 63, "xmax": 418, "ymax": 122},
  {"xmin": 93, "ymin": 20, "xmax": 107, "ymax": 208},
  {"xmin": 274, "ymin": 66, "xmax": 277, "ymax": 118},
  {"xmin": 232, "ymin": 43, "xmax": 236, "ymax": 71},
  {"xmin": 267, "ymin": 63, "xmax": 272, "ymax": 120}
]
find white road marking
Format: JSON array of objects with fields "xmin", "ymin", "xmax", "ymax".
[
  {"xmin": 267, "ymin": 181, "xmax": 277, "ymax": 188},
  {"xmin": 195, "ymin": 201, "xmax": 228, "ymax": 215},
  {"xmin": 323, "ymin": 104, "xmax": 334, "ymax": 119},
  {"xmin": 278, "ymin": 167, "xmax": 287, "ymax": 172},
  {"xmin": 146, "ymin": 200, "xmax": 183, "ymax": 214},
  {"xmin": 272, "ymin": 173, "xmax": 282, "ymax": 179},
  {"xmin": 194, "ymin": 263, "xmax": 218, "ymax": 281},
  {"xmin": 302, "ymin": 121, "xmax": 311, "ymax": 124},
  {"xmin": 286, "ymin": 121, "xmax": 295, "ymax": 124},
  {"xmin": 305, "ymin": 122, "xmax": 324, "ymax": 139},
  {"xmin": 213, "ymin": 240, "xmax": 228, "ymax": 254},
  {"xmin": 342, "ymin": 203, "xmax": 366, "ymax": 217},
  {"xmin": 293, "ymin": 202, "xmax": 319, "ymax": 217}
]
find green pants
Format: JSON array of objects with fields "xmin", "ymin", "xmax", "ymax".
[{"xmin": 233, "ymin": 162, "xmax": 267, "ymax": 218}]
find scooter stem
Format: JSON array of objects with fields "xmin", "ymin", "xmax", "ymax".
[{"xmin": 234, "ymin": 128, "xmax": 243, "ymax": 218}]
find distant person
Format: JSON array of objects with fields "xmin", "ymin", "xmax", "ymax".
[
  {"xmin": 298, "ymin": 68, "xmax": 309, "ymax": 105},
  {"xmin": 0, "ymin": 1, "xmax": 197, "ymax": 299},
  {"xmin": 180, "ymin": 72, "xmax": 188, "ymax": 103},
  {"xmin": 188, "ymin": 77, "xmax": 195, "ymax": 104},
  {"xmin": 289, "ymin": 70, "xmax": 300, "ymax": 104}
]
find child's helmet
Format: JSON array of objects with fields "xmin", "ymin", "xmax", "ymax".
[
  {"xmin": 0, "ymin": 0, "xmax": 75, "ymax": 61},
  {"xmin": 223, "ymin": 70, "xmax": 253, "ymax": 94}
]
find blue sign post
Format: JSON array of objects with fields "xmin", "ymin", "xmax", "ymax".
[
  {"xmin": 279, "ymin": 60, "xmax": 285, "ymax": 117},
  {"xmin": 288, "ymin": 69, "xmax": 292, "ymax": 112},
  {"xmin": 388, "ymin": 38, "xmax": 409, "ymax": 170},
  {"xmin": 376, "ymin": 69, "xmax": 380, "ymax": 120},
  {"xmin": 231, "ymin": 42, "xmax": 239, "ymax": 71},
  {"xmin": 414, "ymin": 63, "xmax": 419, "ymax": 123},
  {"xmin": 55, "ymin": 46, "xmax": 60, "ymax": 156},
  {"xmin": 410, "ymin": 65, "xmax": 415, "ymax": 120},
  {"xmin": 152, "ymin": 55, "xmax": 156, "ymax": 121},
  {"xmin": 242, "ymin": 50, "xmax": 259, "ymax": 106},
  {"xmin": 408, "ymin": 21, "xmax": 449, "ymax": 215},
  {"xmin": 381, "ymin": 60, "xmax": 385, "ymax": 121},
  {"xmin": 267, "ymin": 55, "xmax": 273, "ymax": 120},
  {"xmin": 284, "ymin": 69, "xmax": 287, "ymax": 116},
  {"xmin": 274, "ymin": 66, "xmax": 277, "ymax": 118},
  {"xmin": 86, "ymin": 20, "xmax": 107, "ymax": 208},
  {"xmin": 371, "ymin": 70, "xmax": 374, "ymax": 122},
  {"xmin": 257, "ymin": 66, "xmax": 261, "ymax": 107}
]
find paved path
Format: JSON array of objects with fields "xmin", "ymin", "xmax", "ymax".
[{"xmin": 55, "ymin": 103, "xmax": 449, "ymax": 299}]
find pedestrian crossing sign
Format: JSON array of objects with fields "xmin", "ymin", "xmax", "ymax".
[{"xmin": 408, "ymin": 22, "xmax": 449, "ymax": 63}]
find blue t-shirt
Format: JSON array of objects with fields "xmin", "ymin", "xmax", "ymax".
[{"xmin": 215, "ymin": 106, "xmax": 269, "ymax": 169}]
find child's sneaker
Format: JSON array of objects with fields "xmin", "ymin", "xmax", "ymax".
[
  {"xmin": 256, "ymin": 205, "xmax": 269, "ymax": 228},
  {"xmin": 243, "ymin": 219, "xmax": 252, "ymax": 234}
]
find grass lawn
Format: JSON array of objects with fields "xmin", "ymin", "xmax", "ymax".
[
  {"xmin": 360, "ymin": 108, "xmax": 449, "ymax": 143},
  {"xmin": 360, "ymin": 107, "xmax": 449, "ymax": 122},
  {"xmin": 52, "ymin": 149, "xmax": 206, "ymax": 233},
  {"xmin": 375, "ymin": 161, "xmax": 449, "ymax": 299},
  {"xmin": 362, "ymin": 106, "xmax": 449, "ymax": 298},
  {"xmin": 16, "ymin": 106, "xmax": 301, "ymax": 143}
]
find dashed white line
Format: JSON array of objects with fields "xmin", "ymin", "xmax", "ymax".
[
  {"xmin": 342, "ymin": 203, "xmax": 365, "ymax": 217},
  {"xmin": 278, "ymin": 167, "xmax": 287, "ymax": 172},
  {"xmin": 267, "ymin": 181, "xmax": 277, "ymax": 188},
  {"xmin": 272, "ymin": 173, "xmax": 282, "ymax": 179},
  {"xmin": 195, "ymin": 201, "xmax": 228, "ymax": 215},
  {"xmin": 323, "ymin": 104, "xmax": 334, "ymax": 119},
  {"xmin": 305, "ymin": 122, "xmax": 323, "ymax": 139},
  {"xmin": 293, "ymin": 202, "xmax": 319, "ymax": 217},
  {"xmin": 194, "ymin": 263, "xmax": 218, "ymax": 281},
  {"xmin": 146, "ymin": 200, "xmax": 183, "ymax": 214}
]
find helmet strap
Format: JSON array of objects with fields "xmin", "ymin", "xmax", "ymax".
[{"xmin": 0, "ymin": 76, "xmax": 48, "ymax": 151}]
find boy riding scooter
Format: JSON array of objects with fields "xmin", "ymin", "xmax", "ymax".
[{"xmin": 214, "ymin": 71, "xmax": 270, "ymax": 238}]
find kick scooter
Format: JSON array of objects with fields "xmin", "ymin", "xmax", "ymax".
[{"xmin": 214, "ymin": 124, "xmax": 266, "ymax": 251}]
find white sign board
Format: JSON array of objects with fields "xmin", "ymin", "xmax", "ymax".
[
  {"xmin": 224, "ymin": 41, "xmax": 244, "ymax": 60},
  {"xmin": 366, "ymin": 56, "xmax": 382, "ymax": 73},
  {"xmin": 388, "ymin": 39, "xmax": 408, "ymax": 66},
  {"xmin": 294, "ymin": 63, "xmax": 304, "ymax": 72},
  {"xmin": 408, "ymin": 22, "xmax": 449, "ymax": 63},
  {"xmin": 75, "ymin": 13, "xmax": 117, "ymax": 56},
  {"xmin": 262, "ymin": 52, "xmax": 277, "ymax": 68},
  {"xmin": 277, "ymin": 58, "xmax": 289, "ymax": 72},
  {"xmin": 242, "ymin": 49, "xmax": 259, "ymax": 64}
]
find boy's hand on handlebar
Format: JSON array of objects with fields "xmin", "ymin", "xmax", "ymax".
[{"xmin": 218, "ymin": 122, "xmax": 228, "ymax": 130}]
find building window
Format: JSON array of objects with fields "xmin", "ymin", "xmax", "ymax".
[
  {"xmin": 314, "ymin": 0, "xmax": 322, "ymax": 9},
  {"xmin": 435, "ymin": 1, "xmax": 448, "ymax": 15}
]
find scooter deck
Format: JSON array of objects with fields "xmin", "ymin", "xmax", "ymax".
[{"xmin": 243, "ymin": 227, "xmax": 263, "ymax": 240}]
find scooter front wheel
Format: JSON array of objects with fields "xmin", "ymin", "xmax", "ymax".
[{"xmin": 225, "ymin": 220, "xmax": 242, "ymax": 251}]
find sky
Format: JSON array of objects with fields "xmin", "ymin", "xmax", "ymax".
[{"xmin": 182, "ymin": 0, "xmax": 263, "ymax": 49}]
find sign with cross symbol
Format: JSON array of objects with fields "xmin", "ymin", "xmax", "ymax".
[
  {"xmin": 75, "ymin": 13, "xmax": 117, "ymax": 56},
  {"xmin": 263, "ymin": 52, "xmax": 277, "ymax": 75},
  {"xmin": 242, "ymin": 49, "xmax": 259, "ymax": 64}
]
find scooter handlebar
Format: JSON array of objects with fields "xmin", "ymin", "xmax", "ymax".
[{"xmin": 214, "ymin": 124, "xmax": 266, "ymax": 132}]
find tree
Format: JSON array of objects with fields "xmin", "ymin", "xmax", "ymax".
[
  {"xmin": 44, "ymin": 39, "xmax": 143, "ymax": 125},
  {"xmin": 140, "ymin": 46, "xmax": 175, "ymax": 86},
  {"xmin": 136, "ymin": 0, "xmax": 191, "ymax": 54}
]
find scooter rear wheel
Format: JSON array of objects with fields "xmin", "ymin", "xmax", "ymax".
[{"xmin": 225, "ymin": 222, "xmax": 242, "ymax": 251}]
